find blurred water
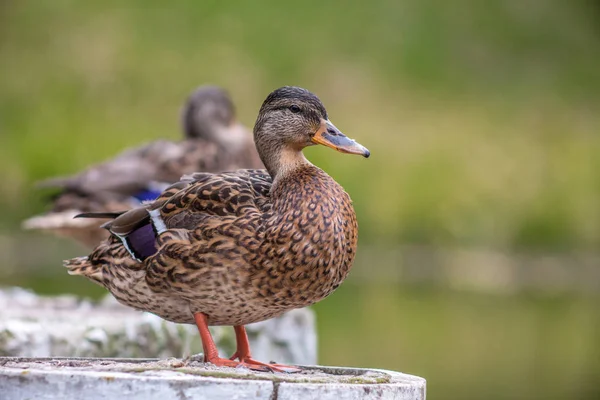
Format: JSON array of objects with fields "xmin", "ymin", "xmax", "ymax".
[{"xmin": 316, "ymin": 283, "xmax": 599, "ymax": 400}]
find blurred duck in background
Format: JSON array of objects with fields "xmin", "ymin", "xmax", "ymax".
[{"xmin": 22, "ymin": 85, "xmax": 263, "ymax": 247}]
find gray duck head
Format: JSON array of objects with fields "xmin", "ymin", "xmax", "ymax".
[{"xmin": 181, "ymin": 85, "xmax": 240, "ymax": 143}]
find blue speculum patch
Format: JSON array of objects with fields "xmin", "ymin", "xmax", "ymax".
[
  {"xmin": 133, "ymin": 189, "xmax": 163, "ymax": 202},
  {"xmin": 127, "ymin": 224, "xmax": 158, "ymax": 260}
]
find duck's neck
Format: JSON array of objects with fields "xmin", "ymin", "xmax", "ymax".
[
  {"xmin": 212, "ymin": 123, "xmax": 249, "ymax": 152},
  {"xmin": 259, "ymin": 144, "xmax": 311, "ymax": 183},
  {"xmin": 185, "ymin": 119, "xmax": 248, "ymax": 152}
]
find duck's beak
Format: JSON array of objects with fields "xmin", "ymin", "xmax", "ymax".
[{"xmin": 312, "ymin": 119, "xmax": 370, "ymax": 158}]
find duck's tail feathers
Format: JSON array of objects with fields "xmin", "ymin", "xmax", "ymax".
[
  {"xmin": 75, "ymin": 211, "xmax": 127, "ymax": 220},
  {"xmin": 22, "ymin": 211, "xmax": 81, "ymax": 231},
  {"xmin": 23, "ymin": 210, "xmax": 126, "ymax": 232},
  {"xmin": 63, "ymin": 256, "xmax": 104, "ymax": 285}
]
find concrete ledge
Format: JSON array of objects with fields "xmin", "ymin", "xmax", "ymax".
[
  {"xmin": 0, "ymin": 287, "xmax": 317, "ymax": 365},
  {"xmin": 0, "ymin": 357, "xmax": 426, "ymax": 400}
]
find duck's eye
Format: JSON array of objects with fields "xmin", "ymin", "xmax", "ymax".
[{"xmin": 289, "ymin": 105, "xmax": 301, "ymax": 114}]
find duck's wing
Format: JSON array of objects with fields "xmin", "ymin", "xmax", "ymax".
[
  {"xmin": 62, "ymin": 180, "xmax": 189, "ymax": 284},
  {"xmin": 157, "ymin": 169, "xmax": 272, "ymax": 227},
  {"xmin": 37, "ymin": 140, "xmax": 184, "ymax": 196},
  {"xmin": 64, "ymin": 170, "xmax": 272, "ymax": 282},
  {"xmin": 101, "ymin": 169, "xmax": 272, "ymax": 255}
]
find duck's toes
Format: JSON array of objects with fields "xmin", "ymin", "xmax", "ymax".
[
  {"xmin": 237, "ymin": 358, "xmax": 302, "ymax": 374},
  {"xmin": 205, "ymin": 357, "xmax": 271, "ymax": 372},
  {"xmin": 265, "ymin": 363, "xmax": 303, "ymax": 374},
  {"xmin": 207, "ymin": 356, "xmax": 302, "ymax": 373}
]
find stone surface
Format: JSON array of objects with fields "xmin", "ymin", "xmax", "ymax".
[
  {"xmin": 0, "ymin": 287, "xmax": 316, "ymax": 365},
  {"xmin": 0, "ymin": 357, "xmax": 426, "ymax": 400}
]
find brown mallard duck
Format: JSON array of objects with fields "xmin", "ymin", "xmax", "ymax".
[
  {"xmin": 64, "ymin": 86, "xmax": 369, "ymax": 372},
  {"xmin": 22, "ymin": 85, "xmax": 263, "ymax": 247}
]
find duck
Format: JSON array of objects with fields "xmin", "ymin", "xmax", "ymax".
[
  {"xmin": 22, "ymin": 85, "xmax": 263, "ymax": 247},
  {"xmin": 64, "ymin": 86, "xmax": 370, "ymax": 372}
]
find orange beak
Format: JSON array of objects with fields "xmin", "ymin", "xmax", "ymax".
[{"xmin": 311, "ymin": 119, "xmax": 370, "ymax": 158}]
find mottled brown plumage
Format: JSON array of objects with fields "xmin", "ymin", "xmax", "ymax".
[
  {"xmin": 23, "ymin": 85, "xmax": 263, "ymax": 247},
  {"xmin": 64, "ymin": 86, "xmax": 369, "ymax": 372}
]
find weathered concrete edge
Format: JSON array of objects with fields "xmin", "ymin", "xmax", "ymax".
[
  {"xmin": 1, "ymin": 362, "xmax": 426, "ymax": 400},
  {"xmin": 1, "ymin": 368, "xmax": 273, "ymax": 400},
  {"xmin": 279, "ymin": 365, "xmax": 427, "ymax": 400}
]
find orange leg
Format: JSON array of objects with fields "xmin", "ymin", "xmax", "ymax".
[
  {"xmin": 194, "ymin": 313, "xmax": 225, "ymax": 364},
  {"xmin": 193, "ymin": 313, "xmax": 300, "ymax": 373},
  {"xmin": 228, "ymin": 325, "xmax": 301, "ymax": 373}
]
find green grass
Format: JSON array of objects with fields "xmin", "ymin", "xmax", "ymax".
[
  {"xmin": 2, "ymin": 0, "xmax": 600, "ymax": 250},
  {"xmin": 1, "ymin": 1, "xmax": 600, "ymax": 250}
]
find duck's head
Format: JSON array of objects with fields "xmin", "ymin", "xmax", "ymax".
[
  {"xmin": 254, "ymin": 86, "xmax": 369, "ymax": 176},
  {"xmin": 182, "ymin": 85, "xmax": 246, "ymax": 145}
]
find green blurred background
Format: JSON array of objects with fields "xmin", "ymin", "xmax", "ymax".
[{"xmin": 1, "ymin": 1, "xmax": 599, "ymax": 399}]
